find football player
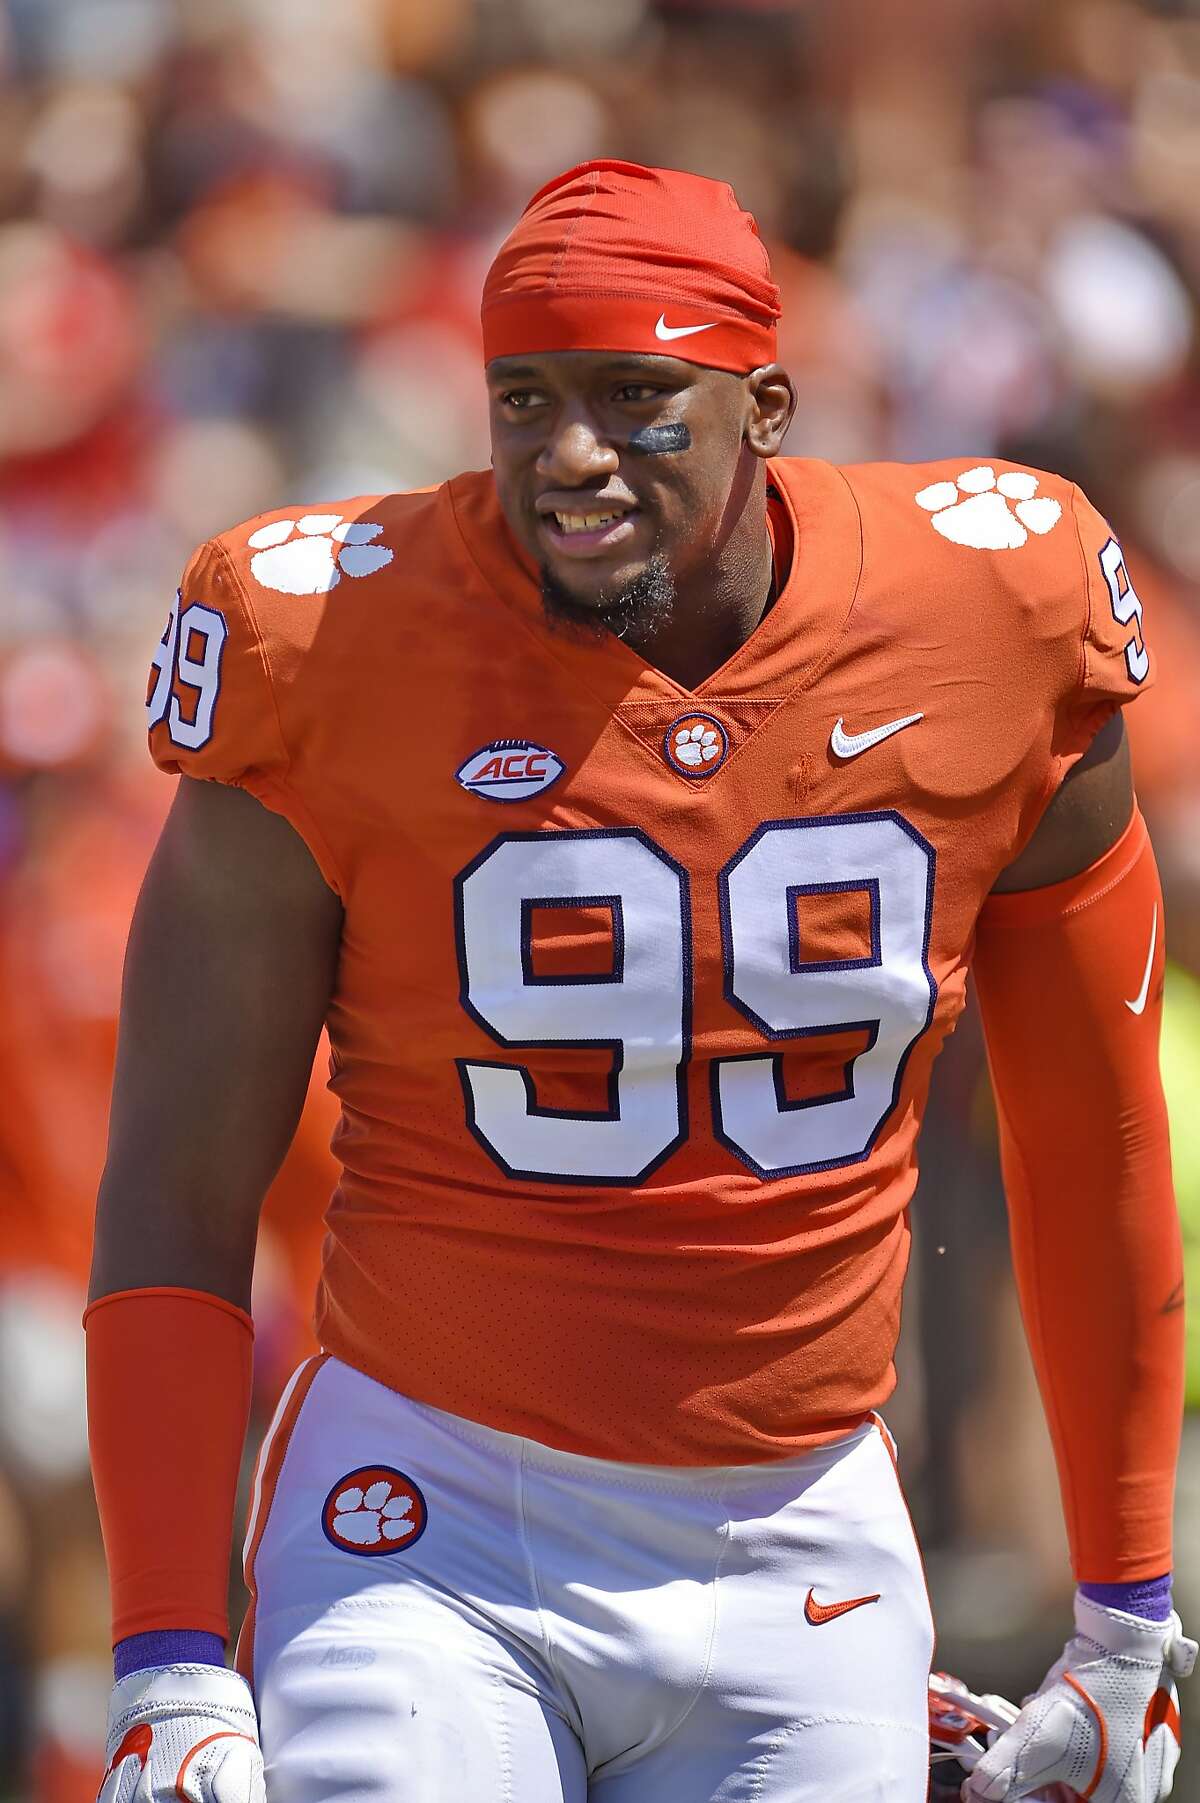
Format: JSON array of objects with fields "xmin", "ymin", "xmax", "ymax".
[{"xmin": 89, "ymin": 162, "xmax": 1192, "ymax": 1801}]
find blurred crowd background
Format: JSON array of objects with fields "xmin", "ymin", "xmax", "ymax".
[{"xmin": 1, "ymin": 0, "xmax": 1199, "ymax": 1796}]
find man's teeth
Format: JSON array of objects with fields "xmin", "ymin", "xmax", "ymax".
[{"xmin": 554, "ymin": 511, "xmax": 623, "ymax": 533}]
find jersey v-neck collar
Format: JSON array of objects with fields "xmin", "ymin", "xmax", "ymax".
[{"xmin": 446, "ymin": 458, "xmax": 863, "ymax": 709}]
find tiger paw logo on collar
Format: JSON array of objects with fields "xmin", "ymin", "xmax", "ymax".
[{"xmin": 664, "ymin": 712, "xmax": 729, "ymax": 777}]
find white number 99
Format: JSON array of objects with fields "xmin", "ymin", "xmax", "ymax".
[{"xmin": 147, "ymin": 597, "xmax": 227, "ymax": 750}]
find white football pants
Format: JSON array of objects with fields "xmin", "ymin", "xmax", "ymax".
[{"xmin": 240, "ymin": 1355, "xmax": 933, "ymax": 1801}]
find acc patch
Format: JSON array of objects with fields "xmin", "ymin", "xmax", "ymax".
[
  {"xmin": 321, "ymin": 1465, "xmax": 427, "ymax": 1556},
  {"xmin": 455, "ymin": 739, "xmax": 564, "ymax": 803},
  {"xmin": 663, "ymin": 712, "xmax": 729, "ymax": 778}
]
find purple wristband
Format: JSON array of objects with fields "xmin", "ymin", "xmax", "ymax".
[
  {"xmin": 114, "ymin": 1629, "xmax": 226, "ymax": 1680},
  {"xmin": 1079, "ymin": 1574, "xmax": 1173, "ymax": 1622}
]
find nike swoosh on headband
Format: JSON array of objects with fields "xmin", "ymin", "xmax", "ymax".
[{"xmin": 654, "ymin": 315, "xmax": 719, "ymax": 341}]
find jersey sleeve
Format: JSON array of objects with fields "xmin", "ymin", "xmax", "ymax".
[
  {"xmin": 1069, "ymin": 485, "xmax": 1154, "ymax": 735},
  {"xmin": 145, "ymin": 536, "xmax": 343, "ymax": 893}
]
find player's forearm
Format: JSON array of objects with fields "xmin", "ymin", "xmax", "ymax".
[
  {"xmin": 86, "ymin": 1287, "xmax": 254, "ymax": 1646},
  {"xmin": 89, "ymin": 1170, "xmax": 258, "ymax": 1646},
  {"xmin": 973, "ymin": 809, "xmax": 1184, "ymax": 1582},
  {"xmin": 996, "ymin": 1120, "xmax": 1181, "ymax": 1581},
  {"xmin": 90, "ymin": 1167, "xmax": 259, "ymax": 1310}
]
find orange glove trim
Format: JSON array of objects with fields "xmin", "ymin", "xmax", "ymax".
[
  {"xmin": 84, "ymin": 1287, "xmax": 253, "ymax": 1643},
  {"xmin": 974, "ymin": 808, "xmax": 1183, "ymax": 1581}
]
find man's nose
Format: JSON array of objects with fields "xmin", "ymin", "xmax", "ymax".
[{"xmin": 536, "ymin": 413, "xmax": 619, "ymax": 485}]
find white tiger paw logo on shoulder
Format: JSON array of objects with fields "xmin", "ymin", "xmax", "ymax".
[
  {"xmin": 916, "ymin": 466, "xmax": 1062, "ymax": 550},
  {"xmin": 248, "ymin": 514, "xmax": 393, "ymax": 595}
]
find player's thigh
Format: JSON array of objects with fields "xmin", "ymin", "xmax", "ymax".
[
  {"xmin": 590, "ymin": 1421, "xmax": 932, "ymax": 1802},
  {"xmin": 243, "ymin": 1357, "xmax": 586, "ymax": 1802},
  {"xmin": 592, "ymin": 1714, "xmax": 928, "ymax": 1803},
  {"xmin": 589, "ymin": 1602, "xmax": 929, "ymax": 1803},
  {"xmin": 257, "ymin": 1585, "xmax": 586, "ymax": 1803}
]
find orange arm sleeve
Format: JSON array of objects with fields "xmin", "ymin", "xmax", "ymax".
[
  {"xmin": 85, "ymin": 1287, "xmax": 253, "ymax": 1642},
  {"xmin": 972, "ymin": 808, "xmax": 1183, "ymax": 1581}
]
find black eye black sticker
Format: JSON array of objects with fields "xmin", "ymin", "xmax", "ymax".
[{"xmin": 628, "ymin": 423, "xmax": 691, "ymax": 455}]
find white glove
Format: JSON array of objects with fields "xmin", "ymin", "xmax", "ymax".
[
  {"xmin": 962, "ymin": 1593, "xmax": 1197, "ymax": 1802},
  {"xmin": 98, "ymin": 1664, "xmax": 265, "ymax": 1803}
]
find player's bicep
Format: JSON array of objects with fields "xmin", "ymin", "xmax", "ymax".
[
  {"xmin": 91, "ymin": 776, "xmax": 342, "ymax": 1304},
  {"xmin": 991, "ymin": 713, "xmax": 1133, "ymax": 893}
]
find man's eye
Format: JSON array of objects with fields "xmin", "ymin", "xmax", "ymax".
[
  {"xmin": 615, "ymin": 385, "xmax": 662, "ymax": 403},
  {"xmin": 500, "ymin": 391, "xmax": 545, "ymax": 410}
]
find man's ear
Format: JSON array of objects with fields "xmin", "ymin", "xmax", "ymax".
[{"xmin": 745, "ymin": 365, "xmax": 797, "ymax": 459}]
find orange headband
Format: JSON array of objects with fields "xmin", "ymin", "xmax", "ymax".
[{"xmin": 481, "ymin": 159, "xmax": 781, "ymax": 374}]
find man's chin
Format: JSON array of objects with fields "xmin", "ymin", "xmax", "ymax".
[
  {"xmin": 539, "ymin": 554, "xmax": 675, "ymax": 646},
  {"xmin": 541, "ymin": 550, "xmax": 647, "ymax": 604}
]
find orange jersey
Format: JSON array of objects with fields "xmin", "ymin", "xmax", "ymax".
[{"xmin": 147, "ymin": 457, "xmax": 1151, "ymax": 1463}]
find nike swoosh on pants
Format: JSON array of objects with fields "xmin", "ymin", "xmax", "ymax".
[{"xmin": 804, "ymin": 1587, "xmax": 881, "ymax": 1626}]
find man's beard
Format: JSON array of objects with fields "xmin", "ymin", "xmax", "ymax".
[{"xmin": 540, "ymin": 554, "xmax": 675, "ymax": 650}]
